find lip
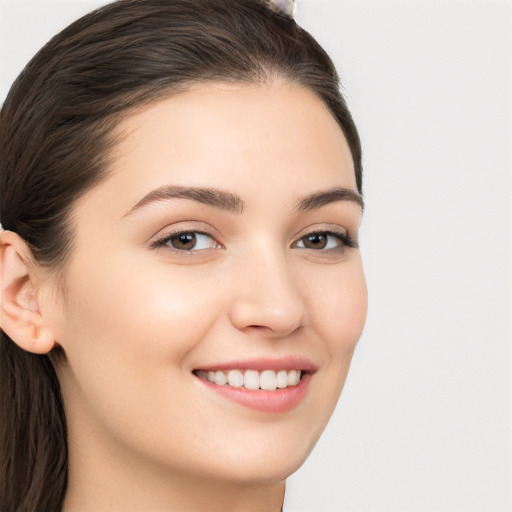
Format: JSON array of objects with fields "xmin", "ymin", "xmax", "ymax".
[
  {"xmin": 193, "ymin": 357, "xmax": 317, "ymax": 414},
  {"xmin": 193, "ymin": 356, "xmax": 318, "ymax": 373}
]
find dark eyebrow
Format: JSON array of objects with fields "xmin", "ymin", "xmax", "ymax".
[
  {"xmin": 124, "ymin": 185, "xmax": 244, "ymax": 216},
  {"xmin": 297, "ymin": 187, "xmax": 364, "ymax": 212}
]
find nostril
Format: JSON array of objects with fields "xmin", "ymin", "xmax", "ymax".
[{"xmin": 246, "ymin": 324, "xmax": 272, "ymax": 331}]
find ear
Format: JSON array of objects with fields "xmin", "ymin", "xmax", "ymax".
[{"xmin": 0, "ymin": 230, "xmax": 56, "ymax": 354}]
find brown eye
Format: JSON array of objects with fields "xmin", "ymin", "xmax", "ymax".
[
  {"xmin": 170, "ymin": 232, "xmax": 197, "ymax": 250},
  {"xmin": 295, "ymin": 231, "xmax": 350, "ymax": 252},
  {"xmin": 302, "ymin": 233, "xmax": 328, "ymax": 249},
  {"xmin": 153, "ymin": 231, "xmax": 220, "ymax": 252}
]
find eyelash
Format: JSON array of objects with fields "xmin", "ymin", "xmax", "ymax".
[
  {"xmin": 151, "ymin": 230, "xmax": 220, "ymax": 252},
  {"xmin": 293, "ymin": 230, "xmax": 358, "ymax": 252},
  {"xmin": 151, "ymin": 229, "xmax": 357, "ymax": 253}
]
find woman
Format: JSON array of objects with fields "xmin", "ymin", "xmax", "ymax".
[{"xmin": 0, "ymin": 0, "xmax": 367, "ymax": 510}]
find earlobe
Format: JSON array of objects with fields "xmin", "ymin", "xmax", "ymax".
[{"xmin": 0, "ymin": 230, "xmax": 56, "ymax": 354}]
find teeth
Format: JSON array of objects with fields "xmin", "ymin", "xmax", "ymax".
[
  {"xmin": 260, "ymin": 370, "xmax": 277, "ymax": 390},
  {"xmin": 287, "ymin": 369, "xmax": 301, "ymax": 386},
  {"xmin": 197, "ymin": 369, "xmax": 303, "ymax": 390},
  {"xmin": 227, "ymin": 369, "xmax": 244, "ymax": 388},
  {"xmin": 277, "ymin": 370, "xmax": 288, "ymax": 389},
  {"xmin": 214, "ymin": 371, "xmax": 227, "ymax": 385},
  {"xmin": 244, "ymin": 370, "xmax": 260, "ymax": 390}
]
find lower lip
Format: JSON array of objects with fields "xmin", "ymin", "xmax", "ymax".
[{"xmin": 195, "ymin": 373, "xmax": 312, "ymax": 413}]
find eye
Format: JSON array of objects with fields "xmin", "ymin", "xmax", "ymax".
[
  {"xmin": 152, "ymin": 231, "xmax": 220, "ymax": 251},
  {"xmin": 294, "ymin": 231, "xmax": 356, "ymax": 251}
]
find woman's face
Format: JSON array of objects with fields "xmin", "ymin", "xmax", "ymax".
[{"xmin": 51, "ymin": 82, "xmax": 367, "ymax": 487}]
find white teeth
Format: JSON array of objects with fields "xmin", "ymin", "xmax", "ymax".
[
  {"xmin": 198, "ymin": 369, "xmax": 303, "ymax": 390},
  {"xmin": 287, "ymin": 370, "xmax": 301, "ymax": 386},
  {"xmin": 277, "ymin": 370, "xmax": 288, "ymax": 389},
  {"xmin": 227, "ymin": 369, "xmax": 244, "ymax": 388},
  {"xmin": 260, "ymin": 370, "xmax": 277, "ymax": 390},
  {"xmin": 244, "ymin": 370, "xmax": 260, "ymax": 390},
  {"xmin": 214, "ymin": 371, "xmax": 228, "ymax": 385}
]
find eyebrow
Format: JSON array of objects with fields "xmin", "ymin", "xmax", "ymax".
[
  {"xmin": 125, "ymin": 185, "xmax": 244, "ymax": 216},
  {"xmin": 297, "ymin": 187, "xmax": 364, "ymax": 211},
  {"xmin": 125, "ymin": 184, "xmax": 363, "ymax": 218}
]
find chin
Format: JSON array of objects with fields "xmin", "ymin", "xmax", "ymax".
[
  {"xmin": 209, "ymin": 453, "xmax": 309, "ymax": 487},
  {"xmin": 192, "ymin": 424, "xmax": 322, "ymax": 487}
]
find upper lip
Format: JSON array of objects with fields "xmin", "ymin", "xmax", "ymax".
[{"xmin": 193, "ymin": 356, "xmax": 318, "ymax": 374}]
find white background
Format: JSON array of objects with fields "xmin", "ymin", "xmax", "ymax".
[{"xmin": 1, "ymin": 1, "xmax": 511, "ymax": 511}]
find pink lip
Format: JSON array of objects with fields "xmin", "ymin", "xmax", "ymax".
[
  {"xmin": 194, "ymin": 356, "xmax": 318, "ymax": 373},
  {"xmin": 193, "ymin": 357, "xmax": 317, "ymax": 414},
  {"xmin": 195, "ymin": 373, "xmax": 312, "ymax": 413}
]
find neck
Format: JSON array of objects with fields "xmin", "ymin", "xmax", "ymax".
[{"xmin": 64, "ymin": 471, "xmax": 285, "ymax": 512}]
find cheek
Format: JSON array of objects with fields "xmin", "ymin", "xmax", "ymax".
[
  {"xmin": 307, "ymin": 259, "xmax": 368, "ymax": 356},
  {"xmin": 61, "ymin": 257, "xmax": 221, "ymax": 353},
  {"xmin": 301, "ymin": 258, "xmax": 367, "ymax": 410},
  {"xmin": 55, "ymin": 256, "xmax": 229, "ymax": 423},
  {"xmin": 291, "ymin": 260, "xmax": 367, "ymax": 450},
  {"xmin": 55, "ymin": 258, "xmax": 230, "ymax": 455}
]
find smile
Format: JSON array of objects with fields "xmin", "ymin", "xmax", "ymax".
[
  {"xmin": 194, "ymin": 369, "xmax": 303, "ymax": 391},
  {"xmin": 192, "ymin": 359, "xmax": 316, "ymax": 413}
]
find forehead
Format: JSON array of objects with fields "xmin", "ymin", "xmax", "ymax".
[
  {"xmin": 74, "ymin": 82, "xmax": 357, "ymax": 222},
  {"xmin": 109, "ymin": 81, "xmax": 355, "ymax": 185}
]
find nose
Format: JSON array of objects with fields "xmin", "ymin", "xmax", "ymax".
[{"xmin": 228, "ymin": 250, "xmax": 307, "ymax": 338}]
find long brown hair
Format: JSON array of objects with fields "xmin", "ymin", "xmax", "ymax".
[{"xmin": 0, "ymin": 1, "xmax": 362, "ymax": 510}]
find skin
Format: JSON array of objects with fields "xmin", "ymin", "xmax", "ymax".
[{"xmin": 0, "ymin": 82, "xmax": 367, "ymax": 511}]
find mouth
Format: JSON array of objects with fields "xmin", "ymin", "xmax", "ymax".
[
  {"xmin": 193, "ymin": 368, "xmax": 304, "ymax": 391},
  {"xmin": 192, "ymin": 359, "xmax": 316, "ymax": 413}
]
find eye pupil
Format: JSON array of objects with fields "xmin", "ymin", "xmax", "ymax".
[
  {"xmin": 304, "ymin": 233, "xmax": 327, "ymax": 249},
  {"xmin": 172, "ymin": 233, "xmax": 197, "ymax": 250}
]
